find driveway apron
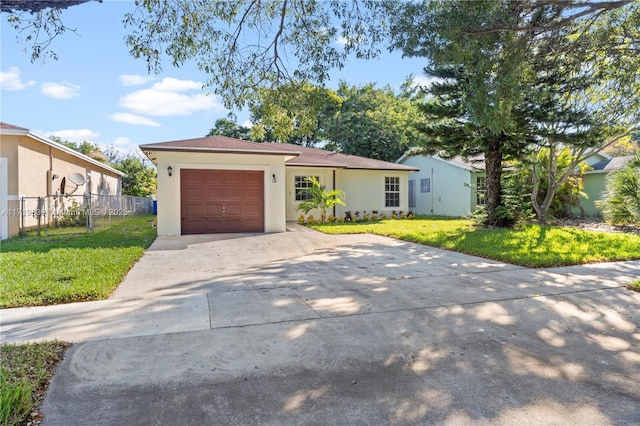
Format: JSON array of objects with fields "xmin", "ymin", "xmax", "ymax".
[{"xmin": 2, "ymin": 224, "xmax": 639, "ymax": 424}]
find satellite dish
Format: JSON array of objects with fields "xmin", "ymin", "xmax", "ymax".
[
  {"xmin": 64, "ymin": 173, "xmax": 87, "ymax": 196},
  {"xmin": 68, "ymin": 173, "xmax": 87, "ymax": 186}
]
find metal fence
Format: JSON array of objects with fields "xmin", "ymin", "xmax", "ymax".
[{"xmin": 18, "ymin": 193, "xmax": 154, "ymax": 235}]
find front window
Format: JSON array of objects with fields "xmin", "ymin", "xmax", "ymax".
[
  {"xmin": 385, "ymin": 176, "xmax": 400, "ymax": 207},
  {"xmin": 295, "ymin": 176, "xmax": 319, "ymax": 201},
  {"xmin": 476, "ymin": 176, "xmax": 486, "ymax": 205}
]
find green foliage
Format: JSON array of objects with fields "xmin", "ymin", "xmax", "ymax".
[
  {"xmin": 249, "ymin": 82, "xmax": 342, "ymax": 145},
  {"xmin": 56, "ymin": 199, "xmax": 88, "ymax": 227},
  {"xmin": 123, "ymin": 0, "xmax": 386, "ymax": 109},
  {"xmin": 0, "ymin": 369, "xmax": 33, "ymax": 426},
  {"xmin": 322, "ymin": 80, "xmax": 427, "ymax": 162},
  {"xmin": 51, "ymin": 136, "xmax": 108, "ymax": 164},
  {"xmin": 0, "ymin": 340, "xmax": 70, "ymax": 426},
  {"xmin": 296, "ymin": 177, "xmax": 345, "ymax": 223},
  {"xmin": 308, "ymin": 217, "xmax": 640, "ymax": 268},
  {"xmin": 629, "ymin": 280, "xmax": 640, "ymax": 292},
  {"xmin": 113, "ymin": 155, "xmax": 157, "ymax": 198},
  {"xmin": 207, "ymin": 117, "xmax": 251, "ymax": 140},
  {"xmin": 410, "ymin": 65, "xmax": 531, "ymax": 227},
  {"xmin": 528, "ymin": 147, "xmax": 591, "ymax": 222},
  {"xmin": 597, "ymin": 154, "xmax": 640, "ymax": 226},
  {"xmin": 0, "ymin": 215, "xmax": 156, "ymax": 308}
]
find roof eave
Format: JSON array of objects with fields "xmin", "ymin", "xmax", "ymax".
[
  {"xmin": 2, "ymin": 128, "xmax": 126, "ymax": 177},
  {"xmin": 139, "ymin": 145, "xmax": 301, "ymax": 157}
]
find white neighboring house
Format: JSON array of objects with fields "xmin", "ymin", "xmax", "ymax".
[
  {"xmin": 397, "ymin": 152, "xmax": 486, "ymax": 217},
  {"xmin": 398, "ymin": 149, "xmax": 633, "ymax": 219}
]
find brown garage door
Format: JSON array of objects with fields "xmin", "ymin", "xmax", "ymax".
[{"xmin": 181, "ymin": 169, "xmax": 264, "ymax": 234}]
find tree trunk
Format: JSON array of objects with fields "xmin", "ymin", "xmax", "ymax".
[{"xmin": 485, "ymin": 138, "xmax": 504, "ymax": 227}]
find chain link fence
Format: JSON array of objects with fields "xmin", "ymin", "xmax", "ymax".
[{"xmin": 18, "ymin": 193, "xmax": 154, "ymax": 236}]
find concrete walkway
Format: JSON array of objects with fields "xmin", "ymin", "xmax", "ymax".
[{"xmin": 1, "ymin": 225, "xmax": 639, "ymax": 424}]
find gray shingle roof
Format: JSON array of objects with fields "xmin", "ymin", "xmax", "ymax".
[
  {"xmin": 266, "ymin": 143, "xmax": 419, "ymax": 171},
  {"xmin": 589, "ymin": 156, "xmax": 633, "ymax": 172},
  {"xmin": 140, "ymin": 136, "xmax": 300, "ymax": 156},
  {"xmin": 140, "ymin": 136, "xmax": 419, "ymax": 171}
]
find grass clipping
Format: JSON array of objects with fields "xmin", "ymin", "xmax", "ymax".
[{"xmin": 0, "ymin": 341, "xmax": 71, "ymax": 426}]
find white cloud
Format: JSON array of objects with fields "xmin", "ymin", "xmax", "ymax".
[
  {"xmin": 40, "ymin": 129, "xmax": 100, "ymax": 143},
  {"xmin": 111, "ymin": 136, "xmax": 133, "ymax": 147},
  {"xmin": 335, "ymin": 36, "xmax": 348, "ymax": 47},
  {"xmin": 119, "ymin": 74, "xmax": 155, "ymax": 87},
  {"xmin": 41, "ymin": 82, "xmax": 81, "ymax": 99},
  {"xmin": 110, "ymin": 112, "xmax": 161, "ymax": 127},
  {"xmin": 104, "ymin": 136, "xmax": 141, "ymax": 157},
  {"xmin": 241, "ymin": 120, "xmax": 254, "ymax": 128},
  {"xmin": 151, "ymin": 77, "xmax": 203, "ymax": 92},
  {"xmin": 412, "ymin": 75, "xmax": 442, "ymax": 90},
  {"xmin": 119, "ymin": 77, "xmax": 224, "ymax": 117},
  {"xmin": 1, "ymin": 66, "xmax": 36, "ymax": 91}
]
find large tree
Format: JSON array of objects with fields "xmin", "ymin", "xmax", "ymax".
[
  {"xmin": 112, "ymin": 155, "xmax": 157, "ymax": 198},
  {"xmin": 390, "ymin": 0, "xmax": 639, "ymax": 226},
  {"xmin": 248, "ymin": 81, "xmax": 342, "ymax": 146},
  {"xmin": 322, "ymin": 80, "xmax": 427, "ymax": 162},
  {"xmin": 207, "ymin": 116, "xmax": 251, "ymax": 140}
]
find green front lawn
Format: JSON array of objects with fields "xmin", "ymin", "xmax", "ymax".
[
  {"xmin": 0, "ymin": 215, "xmax": 156, "ymax": 308},
  {"xmin": 308, "ymin": 217, "xmax": 640, "ymax": 267}
]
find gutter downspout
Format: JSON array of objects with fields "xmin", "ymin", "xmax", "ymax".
[
  {"xmin": 332, "ymin": 169, "xmax": 336, "ymax": 217},
  {"xmin": 430, "ymin": 167, "xmax": 434, "ymax": 215}
]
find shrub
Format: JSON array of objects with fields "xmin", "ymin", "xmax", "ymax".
[
  {"xmin": 296, "ymin": 177, "xmax": 346, "ymax": 223},
  {"xmin": 306, "ymin": 215, "xmax": 315, "ymax": 224},
  {"xmin": 57, "ymin": 199, "xmax": 88, "ymax": 228},
  {"xmin": 297, "ymin": 214, "xmax": 305, "ymax": 224}
]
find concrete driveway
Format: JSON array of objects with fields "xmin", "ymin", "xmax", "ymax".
[{"xmin": 2, "ymin": 224, "xmax": 639, "ymax": 424}]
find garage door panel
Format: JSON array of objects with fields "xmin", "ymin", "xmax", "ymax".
[{"xmin": 181, "ymin": 169, "xmax": 264, "ymax": 234}]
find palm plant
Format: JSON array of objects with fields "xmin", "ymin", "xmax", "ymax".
[
  {"xmin": 296, "ymin": 177, "xmax": 346, "ymax": 222},
  {"xmin": 597, "ymin": 153, "xmax": 640, "ymax": 226}
]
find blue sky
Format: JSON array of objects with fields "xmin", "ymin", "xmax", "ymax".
[{"xmin": 1, "ymin": 1, "xmax": 430, "ymax": 157}]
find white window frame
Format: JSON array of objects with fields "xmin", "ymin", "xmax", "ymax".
[
  {"xmin": 476, "ymin": 176, "xmax": 487, "ymax": 205},
  {"xmin": 295, "ymin": 175, "xmax": 319, "ymax": 201},
  {"xmin": 420, "ymin": 178, "xmax": 431, "ymax": 193},
  {"xmin": 385, "ymin": 176, "xmax": 400, "ymax": 208}
]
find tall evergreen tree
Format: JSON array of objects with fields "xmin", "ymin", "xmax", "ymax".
[{"xmin": 415, "ymin": 66, "xmax": 531, "ymax": 226}]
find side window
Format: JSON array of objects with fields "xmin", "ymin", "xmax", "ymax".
[
  {"xmin": 409, "ymin": 180, "xmax": 416, "ymax": 208},
  {"xmin": 385, "ymin": 176, "xmax": 400, "ymax": 208},
  {"xmin": 420, "ymin": 178, "xmax": 430, "ymax": 193},
  {"xmin": 476, "ymin": 176, "xmax": 486, "ymax": 205},
  {"xmin": 295, "ymin": 176, "xmax": 319, "ymax": 201}
]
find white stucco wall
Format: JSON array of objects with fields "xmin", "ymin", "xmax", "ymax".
[
  {"xmin": 153, "ymin": 151, "xmax": 289, "ymax": 236},
  {"xmin": 285, "ymin": 167, "xmax": 410, "ymax": 220},
  {"xmin": 285, "ymin": 167, "xmax": 335, "ymax": 221},
  {"xmin": 401, "ymin": 155, "xmax": 474, "ymax": 217}
]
